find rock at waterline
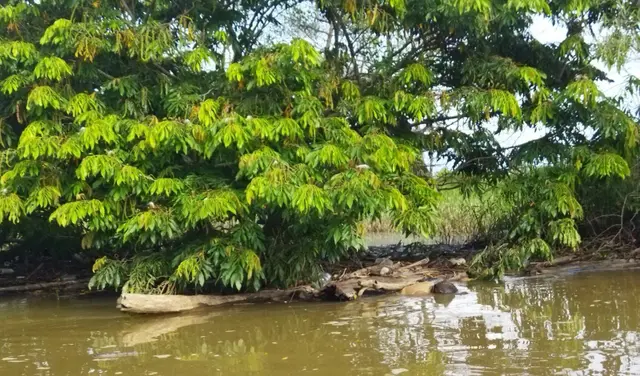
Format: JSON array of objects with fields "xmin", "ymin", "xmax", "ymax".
[
  {"xmin": 432, "ymin": 281, "xmax": 458, "ymax": 294},
  {"xmin": 400, "ymin": 280, "xmax": 459, "ymax": 296},
  {"xmin": 448, "ymin": 257, "xmax": 466, "ymax": 266},
  {"xmin": 400, "ymin": 281, "xmax": 435, "ymax": 296}
]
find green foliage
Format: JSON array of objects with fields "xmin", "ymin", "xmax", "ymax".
[
  {"xmin": 49, "ymin": 200, "xmax": 109, "ymax": 227},
  {"xmin": 1, "ymin": 73, "xmax": 31, "ymax": 95},
  {"xmin": 33, "ymin": 56, "xmax": 72, "ymax": 81},
  {"xmin": 583, "ymin": 153, "xmax": 630, "ymax": 178},
  {"xmin": 0, "ymin": 0, "xmax": 638, "ymax": 291},
  {"xmin": 26, "ymin": 86, "xmax": 65, "ymax": 110},
  {"xmin": 0, "ymin": 193, "xmax": 23, "ymax": 223}
]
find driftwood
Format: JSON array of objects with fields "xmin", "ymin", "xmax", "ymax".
[
  {"xmin": 118, "ymin": 286, "xmax": 317, "ymax": 314},
  {"xmin": 359, "ymin": 278, "xmax": 421, "ymax": 291},
  {"xmin": 344, "ymin": 263, "xmax": 392, "ymax": 278},
  {"xmin": 330, "ymin": 269, "xmax": 467, "ymax": 300},
  {"xmin": 342, "ymin": 257, "xmax": 430, "ymax": 279},
  {"xmin": 395, "ymin": 258, "xmax": 431, "ymax": 273},
  {"xmin": 118, "ymin": 258, "xmax": 465, "ymax": 314},
  {"xmin": 0, "ymin": 279, "xmax": 88, "ymax": 294},
  {"xmin": 322, "ymin": 257, "xmax": 448, "ymax": 300}
]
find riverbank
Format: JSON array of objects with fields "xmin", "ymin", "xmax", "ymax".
[
  {"xmin": 117, "ymin": 254, "xmax": 469, "ymax": 313},
  {"xmin": 3, "ymin": 241, "xmax": 640, "ymax": 313},
  {"xmin": 117, "ymin": 242, "xmax": 640, "ymax": 314}
]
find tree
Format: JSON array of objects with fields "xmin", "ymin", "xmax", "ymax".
[{"xmin": 0, "ymin": 0, "xmax": 638, "ymax": 290}]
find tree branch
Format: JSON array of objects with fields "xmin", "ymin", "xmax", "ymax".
[
  {"xmin": 327, "ymin": 8, "xmax": 360, "ymax": 81},
  {"xmin": 120, "ymin": 0, "xmax": 135, "ymax": 20}
]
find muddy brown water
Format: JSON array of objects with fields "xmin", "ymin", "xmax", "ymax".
[{"xmin": 2, "ymin": 269, "xmax": 640, "ymax": 375}]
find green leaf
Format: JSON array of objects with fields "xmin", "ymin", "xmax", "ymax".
[
  {"xmin": 26, "ymin": 86, "xmax": 65, "ymax": 111},
  {"xmin": 0, "ymin": 73, "xmax": 32, "ymax": 95},
  {"xmin": 292, "ymin": 184, "xmax": 331, "ymax": 215},
  {"xmin": 33, "ymin": 56, "xmax": 73, "ymax": 81},
  {"xmin": 49, "ymin": 200, "xmax": 107, "ymax": 227},
  {"xmin": 583, "ymin": 153, "xmax": 630, "ymax": 178},
  {"xmin": 548, "ymin": 219, "xmax": 581, "ymax": 249},
  {"xmin": 0, "ymin": 193, "xmax": 24, "ymax": 223}
]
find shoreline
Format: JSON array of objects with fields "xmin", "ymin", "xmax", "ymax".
[{"xmin": 2, "ymin": 242, "xmax": 640, "ymax": 312}]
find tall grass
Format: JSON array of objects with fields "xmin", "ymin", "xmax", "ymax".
[
  {"xmin": 433, "ymin": 189, "xmax": 505, "ymax": 244},
  {"xmin": 363, "ymin": 188, "xmax": 507, "ymax": 245}
]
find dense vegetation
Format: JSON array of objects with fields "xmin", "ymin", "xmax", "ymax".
[{"xmin": 0, "ymin": 0, "xmax": 638, "ymax": 292}]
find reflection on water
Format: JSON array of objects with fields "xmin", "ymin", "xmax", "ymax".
[{"xmin": 2, "ymin": 270, "xmax": 640, "ymax": 375}]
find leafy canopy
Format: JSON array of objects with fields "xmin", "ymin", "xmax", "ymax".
[{"xmin": 0, "ymin": 0, "xmax": 638, "ymax": 289}]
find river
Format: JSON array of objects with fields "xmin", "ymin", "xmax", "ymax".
[{"xmin": 1, "ymin": 268, "xmax": 640, "ymax": 375}]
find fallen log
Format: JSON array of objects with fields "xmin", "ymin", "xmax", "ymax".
[
  {"xmin": 329, "ymin": 271, "xmax": 468, "ymax": 300},
  {"xmin": 341, "ymin": 257, "xmax": 430, "ymax": 280},
  {"xmin": 118, "ymin": 286, "xmax": 318, "ymax": 314},
  {"xmin": 0, "ymin": 279, "xmax": 88, "ymax": 294},
  {"xmin": 118, "ymin": 259, "xmax": 467, "ymax": 313},
  {"xmin": 358, "ymin": 276, "xmax": 424, "ymax": 291}
]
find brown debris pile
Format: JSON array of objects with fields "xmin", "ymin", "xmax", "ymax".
[{"xmin": 322, "ymin": 256, "xmax": 468, "ymax": 300}]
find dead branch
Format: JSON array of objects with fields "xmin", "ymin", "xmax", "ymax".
[{"xmin": 394, "ymin": 258, "xmax": 430, "ymax": 273}]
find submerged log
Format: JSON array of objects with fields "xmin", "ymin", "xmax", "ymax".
[{"xmin": 118, "ymin": 286, "xmax": 317, "ymax": 314}]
